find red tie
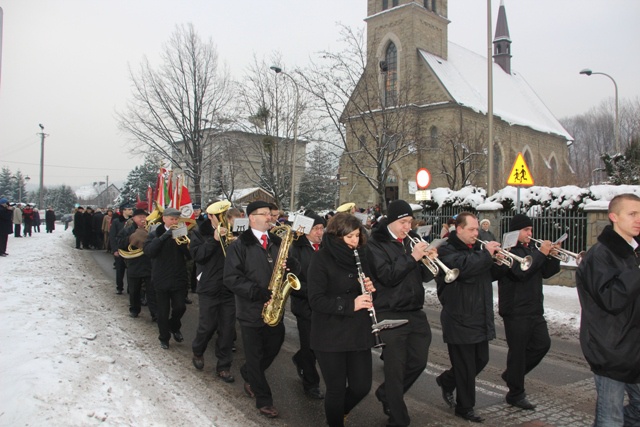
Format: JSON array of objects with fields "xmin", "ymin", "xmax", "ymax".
[
  {"xmin": 312, "ymin": 243, "xmax": 320, "ymax": 251},
  {"xmin": 261, "ymin": 235, "xmax": 268, "ymax": 250},
  {"xmin": 397, "ymin": 238, "xmax": 403, "ymax": 243}
]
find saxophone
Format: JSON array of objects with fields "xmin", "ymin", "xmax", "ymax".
[{"xmin": 261, "ymin": 224, "xmax": 301, "ymax": 327}]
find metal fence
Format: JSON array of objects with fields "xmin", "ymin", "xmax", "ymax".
[{"xmin": 417, "ymin": 206, "xmax": 477, "ymax": 241}]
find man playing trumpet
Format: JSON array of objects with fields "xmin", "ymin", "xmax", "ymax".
[
  {"xmin": 498, "ymin": 214, "xmax": 560, "ymax": 410},
  {"xmin": 366, "ymin": 200, "xmax": 436, "ymax": 427}
]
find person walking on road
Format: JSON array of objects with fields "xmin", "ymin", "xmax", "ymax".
[{"xmin": 0, "ymin": 198, "xmax": 14, "ymax": 256}]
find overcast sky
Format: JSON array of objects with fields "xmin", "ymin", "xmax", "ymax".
[{"xmin": 0, "ymin": 0, "xmax": 638, "ymax": 189}]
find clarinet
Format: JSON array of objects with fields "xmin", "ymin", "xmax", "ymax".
[{"xmin": 353, "ymin": 248, "xmax": 385, "ymax": 348}]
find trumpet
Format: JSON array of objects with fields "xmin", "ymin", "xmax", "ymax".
[
  {"xmin": 170, "ymin": 224, "xmax": 190, "ymax": 245},
  {"xmin": 529, "ymin": 238, "xmax": 584, "ymax": 265},
  {"xmin": 475, "ymin": 238, "xmax": 532, "ymax": 271},
  {"xmin": 406, "ymin": 235, "xmax": 459, "ymax": 283},
  {"xmin": 353, "ymin": 249, "xmax": 408, "ymax": 348}
]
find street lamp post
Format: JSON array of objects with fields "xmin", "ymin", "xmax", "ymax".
[
  {"xmin": 270, "ymin": 65, "xmax": 299, "ymax": 213},
  {"xmin": 37, "ymin": 124, "xmax": 47, "ymax": 208},
  {"xmin": 580, "ymin": 69, "xmax": 620, "ymax": 154}
]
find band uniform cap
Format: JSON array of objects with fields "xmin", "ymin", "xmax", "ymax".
[
  {"xmin": 207, "ymin": 200, "xmax": 231, "ymax": 216},
  {"xmin": 192, "ymin": 203, "xmax": 201, "ymax": 210},
  {"xmin": 246, "ymin": 200, "xmax": 272, "ymax": 216},
  {"xmin": 132, "ymin": 208, "xmax": 148, "ymax": 217},
  {"xmin": 163, "ymin": 207, "xmax": 181, "ymax": 217},
  {"xmin": 336, "ymin": 202, "xmax": 355, "ymax": 213},
  {"xmin": 386, "ymin": 200, "xmax": 414, "ymax": 224},
  {"xmin": 509, "ymin": 214, "xmax": 533, "ymax": 232},
  {"xmin": 120, "ymin": 202, "xmax": 134, "ymax": 211}
]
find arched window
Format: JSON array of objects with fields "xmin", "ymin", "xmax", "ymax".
[
  {"xmin": 392, "ymin": 0, "xmax": 399, "ymax": 6},
  {"xmin": 386, "ymin": 169, "xmax": 398, "ymax": 184},
  {"xmin": 431, "ymin": 0, "xmax": 437, "ymax": 13},
  {"xmin": 493, "ymin": 144, "xmax": 502, "ymax": 186},
  {"xmin": 549, "ymin": 156, "xmax": 558, "ymax": 186},
  {"xmin": 430, "ymin": 126, "xmax": 438, "ymax": 148},
  {"xmin": 424, "ymin": 0, "xmax": 429, "ymax": 9},
  {"xmin": 384, "ymin": 43, "xmax": 398, "ymax": 106},
  {"xmin": 524, "ymin": 150, "xmax": 533, "ymax": 170},
  {"xmin": 382, "ymin": 0, "xmax": 388, "ymax": 10}
]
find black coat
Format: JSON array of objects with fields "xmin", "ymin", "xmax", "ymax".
[
  {"xmin": 289, "ymin": 235, "xmax": 319, "ymax": 319},
  {"xmin": 189, "ymin": 220, "xmax": 234, "ymax": 300},
  {"xmin": 0, "ymin": 205, "xmax": 12, "ymax": 235},
  {"xmin": 45, "ymin": 209, "xmax": 56, "ymax": 230},
  {"xmin": 498, "ymin": 241, "xmax": 560, "ymax": 318},
  {"xmin": 109, "ymin": 214, "xmax": 127, "ymax": 253},
  {"xmin": 223, "ymin": 227, "xmax": 284, "ymax": 327},
  {"xmin": 73, "ymin": 211, "xmax": 85, "ymax": 236},
  {"xmin": 92, "ymin": 211, "xmax": 104, "ymax": 233},
  {"xmin": 116, "ymin": 222, "xmax": 151, "ymax": 278},
  {"xmin": 576, "ymin": 225, "xmax": 640, "ymax": 383},
  {"xmin": 366, "ymin": 221, "xmax": 434, "ymax": 313},
  {"xmin": 436, "ymin": 231, "xmax": 505, "ymax": 345},
  {"xmin": 143, "ymin": 223, "xmax": 190, "ymax": 291},
  {"xmin": 308, "ymin": 234, "xmax": 375, "ymax": 352}
]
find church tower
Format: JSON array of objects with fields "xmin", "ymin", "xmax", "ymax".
[{"xmin": 493, "ymin": 0, "xmax": 512, "ymax": 74}]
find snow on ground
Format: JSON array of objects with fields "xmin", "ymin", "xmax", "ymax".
[
  {"xmin": 0, "ymin": 229, "xmax": 254, "ymax": 427},
  {"xmin": 0, "ymin": 227, "xmax": 582, "ymax": 425}
]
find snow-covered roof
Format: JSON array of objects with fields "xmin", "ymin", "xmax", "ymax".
[
  {"xmin": 75, "ymin": 185, "xmax": 98, "ymax": 199},
  {"xmin": 419, "ymin": 43, "xmax": 573, "ymax": 141}
]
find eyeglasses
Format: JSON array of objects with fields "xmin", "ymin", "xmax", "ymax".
[{"xmin": 251, "ymin": 212, "xmax": 272, "ymax": 217}]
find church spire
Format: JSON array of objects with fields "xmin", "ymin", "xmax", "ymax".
[{"xmin": 493, "ymin": 0, "xmax": 512, "ymax": 74}]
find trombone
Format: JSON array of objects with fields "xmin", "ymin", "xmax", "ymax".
[
  {"xmin": 475, "ymin": 238, "xmax": 532, "ymax": 271},
  {"xmin": 529, "ymin": 238, "xmax": 585, "ymax": 265},
  {"xmin": 407, "ymin": 235, "xmax": 459, "ymax": 283}
]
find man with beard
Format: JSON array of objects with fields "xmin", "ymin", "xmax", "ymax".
[
  {"xmin": 144, "ymin": 208, "xmax": 190, "ymax": 349},
  {"xmin": 117, "ymin": 208, "xmax": 156, "ymax": 320},
  {"xmin": 289, "ymin": 212, "xmax": 326, "ymax": 400},
  {"xmin": 110, "ymin": 203, "xmax": 133, "ymax": 294},
  {"xmin": 366, "ymin": 200, "xmax": 436, "ymax": 427},
  {"xmin": 189, "ymin": 201, "xmax": 237, "ymax": 384},
  {"xmin": 223, "ymin": 200, "xmax": 299, "ymax": 418},
  {"xmin": 435, "ymin": 212, "xmax": 504, "ymax": 423}
]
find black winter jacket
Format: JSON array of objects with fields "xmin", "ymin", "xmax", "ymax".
[
  {"xmin": 116, "ymin": 222, "xmax": 151, "ymax": 278},
  {"xmin": 189, "ymin": 220, "xmax": 234, "ymax": 300},
  {"xmin": 109, "ymin": 214, "xmax": 127, "ymax": 254},
  {"xmin": 576, "ymin": 225, "xmax": 640, "ymax": 383},
  {"xmin": 0, "ymin": 205, "xmax": 12, "ymax": 235},
  {"xmin": 143, "ymin": 223, "xmax": 190, "ymax": 291},
  {"xmin": 366, "ymin": 221, "xmax": 434, "ymax": 313},
  {"xmin": 436, "ymin": 231, "xmax": 505, "ymax": 345},
  {"xmin": 308, "ymin": 234, "xmax": 375, "ymax": 352},
  {"xmin": 289, "ymin": 235, "xmax": 317, "ymax": 319},
  {"xmin": 223, "ymin": 228, "xmax": 284, "ymax": 327},
  {"xmin": 498, "ymin": 241, "xmax": 560, "ymax": 317}
]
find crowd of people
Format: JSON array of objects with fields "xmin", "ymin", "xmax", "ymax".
[
  {"xmin": 2, "ymin": 192, "xmax": 638, "ymax": 426},
  {"xmin": 0, "ymin": 199, "xmax": 57, "ymax": 256}
]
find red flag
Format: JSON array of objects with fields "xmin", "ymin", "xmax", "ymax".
[{"xmin": 146, "ymin": 185, "xmax": 153, "ymax": 209}]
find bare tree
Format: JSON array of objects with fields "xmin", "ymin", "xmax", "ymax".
[
  {"xmin": 117, "ymin": 24, "xmax": 234, "ymax": 205},
  {"xmin": 437, "ymin": 129, "xmax": 488, "ymax": 190}
]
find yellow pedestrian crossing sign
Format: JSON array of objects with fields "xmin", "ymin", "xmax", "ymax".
[{"xmin": 507, "ymin": 152, "xmax": 534, "ymax": 186}]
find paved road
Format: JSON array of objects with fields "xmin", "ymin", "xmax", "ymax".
[{"xmin": 90, "ymin": 250, "xmax": 596, "ymax": 426}]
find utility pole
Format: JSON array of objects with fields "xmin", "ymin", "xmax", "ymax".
[{"xmin": 37, "ymin": 124, "xmax": 47, "ymax": 209}]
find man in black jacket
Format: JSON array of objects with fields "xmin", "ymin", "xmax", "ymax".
[
  {"xmin": 144, "ymin": 207, "xmax": 190, "ymax": 349},
  {"xmin": 289, "ymin": 213, "xmax": 326, "ymax": 400},
  {"xmin": 188, "ymin": 202, "xmax": 236, "ymax": 384},
  {"xmin": 223, "ymin": 200, "xmax": 298, "ymax": 419},
  {"xmin": 117, "ymin": 208, "xmax": 156, "ymax": 320},
  {"xmin": 366, "ymin": 200, "xmax": 435, "ymax": 427},
  {"xmin": 435, "ymin": 212, "xmax": 503, "ymax": 423},
  {"xmin": 110, "ymin": 203, "xmax": 133, "ymax": 294},
  {"xmin": 577, "ymin": 193, "xmax": 640, "ymax": 426},
  {"xmin": 73, "ymin": 207, "xmax": 85, "ymax": 249},
  {"xmin": 498, "ymin": 214, "xmax": 560, "ymax": 410}
]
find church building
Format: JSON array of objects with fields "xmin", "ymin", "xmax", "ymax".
[{"xmin": 338, "ymin": 0, "xmax": 573, "ymax": 209}]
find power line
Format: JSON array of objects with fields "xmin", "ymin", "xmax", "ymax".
[{"xmin": 0, "ymin": 159, "xmax": 131, "ymax": 171}]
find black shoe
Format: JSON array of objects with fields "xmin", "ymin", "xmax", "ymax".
[
  {"xmin": 141, "ymin": 298, "xmax": 147, "ymax": 306},
  {"xmin": 292, "ymin": 356, "xmax": 303, "ymax": 379},
  {"xmin": 151, "ymin": 315, "xmax": 157, "ymax": 322},
  {"xmin": 192, "ymin": 355, "xmax": 204, "ymax": 370},
  {"xmin": 172, "ymin": 331, "xmax": 184, "ymax": 342},
  {"xmin": 217, "ymin": 370, "xmax": 235, "ymax": 383},
  {"xmin": 116, "ymin": 290, "xmax": 123, "ymax": 295},
  {"xmin": 129, "ymin": 312, "xmax": 138, "ymax": 318},
  {"xmin": 501, "ymin": 371, "xmax": 508, "ymax": 383},
  {"xmin": 160, "ymin": 341, "xmax": 169, "ymax": 350},
  {"xmin": 305, "ymin": 387, "xmax": 324, "ymax": 400},
  {"xmin": 436, "ymin": 376, "xmax": 455, "ymax": 409},
  {"xmin": 507, "ymin": 397, "xmax": 536, "ymax": 410},
  {"xmin": 184, "ymin": 297, "xmax": 192, "ymax": 304},
  {"xmin": 455, "ymin": 410, "xmax": 484, "ymax": 423},
  {"xmin": 0, "ymin": 253, "xmax": 7, "ymax": 257},
  {"xmin": 375, "ymin": 388, "xmax": 391, "ymax": 416}
]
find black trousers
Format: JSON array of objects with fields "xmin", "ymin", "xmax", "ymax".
[
  {"xmin": 316, "ymin": 349, "xmax": 372, "ymax": 427},
  {"xmin": 155, "ymin": 287, "xmax": 187, "ymax": 342},
  {"xmin": 438, "ymin": 341, "xmax": 489, "ymax": 413},
  {"xmin": 0, "ymin": 233, "xmax": 8, "ymax": 254},
  {"xmin": 114, "ymin": 256, "xmax": 126, "ymax": 292},
  {"xmin": 376, "ymin": 310, "xmax": 431, "ymax": 426},
  {"xmin": 503, "ymin": 315, "xmax": 550, "ymax": 401},
  {"xmin": 192, "ymin": 294, "xmax": 236, "ymax": 372},
  {"xmin": 128, "ymin": 275, "xmax": 156, "ymax": 318},
  {"xmin": 292, "ymin": 316, "xmax": 321, "ymax": 391},
  {"xmin": 14, "ymin": 224, "xmax": 21, "ymax": 237},
  {"xmin": 239, "ymin": 323, "xmax": 285, "ymax": 408}
]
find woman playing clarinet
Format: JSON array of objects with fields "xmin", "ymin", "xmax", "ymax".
[{"xmin": 308, "ymin": 212, "xmax": 376, "ymax": 427}]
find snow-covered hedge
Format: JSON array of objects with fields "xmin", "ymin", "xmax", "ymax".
[{"xmin": 424, "ymin": 185, "xmax": 640, "ymax": 211}]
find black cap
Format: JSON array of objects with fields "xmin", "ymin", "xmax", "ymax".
[
  {"xmin": 386, "ymin": 200, "xmax": 413, "ymax": 224},
  {"xmin": 308, "ymin": 213, "xmax": 326, "ymax": 228},
  {"xmin": 192, "ymin": 203, "xmax": 201, "ymax": 210},
  {"xmin": 120, "ymin": 202, "xmax": 134, "ymax": 211},
  {"xmin": 246, "ymin": 200, "xmax": 272, "ymax": 216},
  {"xmin": 509, "ymin": 214, "xmax": 533, "ymax": 232},
  {"xmin": 132, "ymin": 208, "xmax": 147, "ymax": 217}
]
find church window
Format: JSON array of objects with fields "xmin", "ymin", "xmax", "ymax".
[
  {"xmin": 424, "ymin": 0, "xmax": 429, "ymax": 10},
  {"xmin": 384, "ymin": 42, "xmax": 398, "ymax": 106},
  {"xmin": 392, "ymin": 0, "xmax": 399, "ymax": 6},
  {"xmin": 430, "ymin": 126, "xmax": 438, "ymax": 147},
  {"xmin": 432, "ymin": 0, "xmax": 437, "ymax": 13},
  {"xmin": 493, "ymin": 144, "xmax": 502, "ymax": 185},
  {"xmin": 382, "ymin": 0, "xmax": 388, "ymax": 10},
  {"xmin": 386, "ymin": 169, "xmax": 398, "ymax": 184},
  {"xmin": 549, "ymin": 156, "xmax": 558, "ymax": 186}
]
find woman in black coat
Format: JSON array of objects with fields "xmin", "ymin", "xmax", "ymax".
[
  {"xmin": 45, "ymin": 207, "xmax": 56, "ymax": 233},
  {"xmin": 308, "ymin": 213, "xmax": 376, "ymax": 427}
]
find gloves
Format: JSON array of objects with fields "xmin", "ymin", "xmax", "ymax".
[
  {"xmin": 160, "ymin": 227, "xmax": 173, "ymax": 240},
  {"xmin": 252, "ymin": 287, "xmax": 272, "ymax": 303}
]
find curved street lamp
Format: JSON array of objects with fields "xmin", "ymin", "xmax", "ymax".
[
  {"xmin": 579, "ymin": 68, "xmax": 619, "ymax": 154},
  {"xmin": 270, "ymin": 65, "xmax": 299, "ymax": 212}
]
